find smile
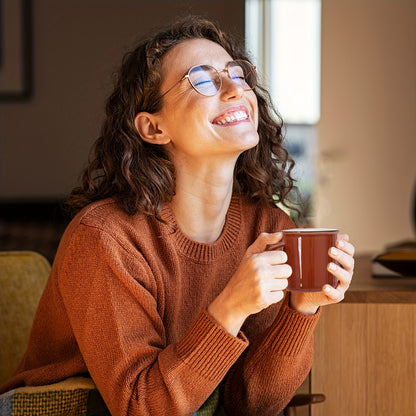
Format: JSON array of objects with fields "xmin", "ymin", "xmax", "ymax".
[{"xmin": 212, "ymin": 109, "xmax": 249, "ymax": 126}]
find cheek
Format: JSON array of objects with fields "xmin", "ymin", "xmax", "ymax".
[
  {"xmin": 249, "ymin": 92, "xmax": 259, "ymax": 128},
  {"xmin": 253, "ymin": 106, "xmax": 259, "ymax": 131},
  {"xmin": 254, "ymin": 111, "xmax": 259, "ymax": 130}
]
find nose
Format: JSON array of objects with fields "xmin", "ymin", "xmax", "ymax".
[{"xmin": 219, "ymin": 71, "xmax": 244, "ymax": 100}]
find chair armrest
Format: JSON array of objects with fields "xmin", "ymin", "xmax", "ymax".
[
  {"xmin": 287, "ymin": 393, "xmax": 326, "ymax": 407},
  {"xmin": 0, "ymin": 377, "xmax": 111, "ymax": 416}
]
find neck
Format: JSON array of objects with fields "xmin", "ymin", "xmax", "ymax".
[{"xmin": 170, "ymin": 160, "xmax": 236, "ymax": 243}]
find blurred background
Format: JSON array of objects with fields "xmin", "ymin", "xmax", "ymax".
[{"xmin": 1, "ymin": 0, "xmax": 415, "ymax": 262}]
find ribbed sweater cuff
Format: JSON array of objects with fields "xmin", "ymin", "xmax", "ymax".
[
  {"xmin": 176, "ymin": 310, "xmax": 248, "ymax": 381},
  {"xmin": 265, "ymin": 294, "xmax": 321, "ymax": 356}
]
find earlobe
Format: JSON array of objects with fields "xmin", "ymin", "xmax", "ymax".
[{"xmin": 134, "ymin": 112, "xmax": 170, "ymax": 145}]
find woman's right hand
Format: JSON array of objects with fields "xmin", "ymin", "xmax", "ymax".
[{"xmin": 208, "ymin": 232, "xmax": 292, "ymax": 336}]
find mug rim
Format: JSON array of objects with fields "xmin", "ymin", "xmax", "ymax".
[{"xmin": 282, "ymin": 227, "xmax": 339, "ymax": 233}]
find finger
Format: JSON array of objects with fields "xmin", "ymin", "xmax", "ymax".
[
  {"xmin": 252, "ymin": 285, "xmax": 286, "ymax": 310},
  {"xmin": 328, "ymin": 262, "xmax": 352, "ymax": 289},
  {"xmin": 323, "ymin": 284, "xmax": 345, "ymax": 302},
  {"xmin": 267, "ymin": 275, "xmax": 289, "ymax": 291},
  {"xmin": 336, "ymin": 238, "xmax": 355, "ymax": 256},
  {"xmin": 265, "ymin": 290, "xmax": 285, "ymax": 305},
  {"xmin": 338, "ymin": 233, "xmax": 349, "ymax": 243},
  {"xmin": 270, "ymin": 264, "xmax": 292, "ymax": 279},
  {"xmin": 261, "ymin": 250, "xmax": 288, "ymax": 265},
  {"xmin": 247, "ymin": 232, "xmax": 283, "ymax": 255},
  {"xmin": 329, "ymin": 247, "xmax": 355, "ymax": 272}
]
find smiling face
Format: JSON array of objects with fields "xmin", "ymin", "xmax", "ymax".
[{"xmin": 154, "ymin": 38, "xmax": 259, "ymax": 166}]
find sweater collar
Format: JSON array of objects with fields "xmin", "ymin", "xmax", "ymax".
[{"xmin": 160, "ymin": 195, "xmax": 241, "ymax": 262}]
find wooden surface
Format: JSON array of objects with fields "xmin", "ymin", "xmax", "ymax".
[
  {"xmin": 311, "ymin": 256, "xmax": 416, "ymax": 415},
  {"xmin": 344, "ymin": 255, "xmax": 416, "ymax": 303}
]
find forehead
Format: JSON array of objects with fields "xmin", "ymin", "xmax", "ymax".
[{"xmin": 161, "ymin": 38, "xmax": 233, "ymax": 80}]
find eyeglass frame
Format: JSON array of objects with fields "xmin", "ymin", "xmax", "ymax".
[{"xmin": 155, "ymin": 59, "xmax": 257, "ymax": 102}]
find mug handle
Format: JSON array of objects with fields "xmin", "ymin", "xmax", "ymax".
[{"xmin": 265, "ymin": 241, "xmax": 285, "ymax": 251}]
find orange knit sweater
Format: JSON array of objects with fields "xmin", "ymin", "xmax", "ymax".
[{"xmin": 0, "ymin": 195, "xmax": 320, "ymax": 416}]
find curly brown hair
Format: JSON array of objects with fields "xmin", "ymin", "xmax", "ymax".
[{"xmin": 66, "ymin": 16, "xmax": 298, "ymax": 219}]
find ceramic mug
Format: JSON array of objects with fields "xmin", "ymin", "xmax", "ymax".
[{"xmin": 276, "ymin": 228, "xmax": 339, "ymax": 292}]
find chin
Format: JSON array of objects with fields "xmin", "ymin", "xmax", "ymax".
[{"xmin": 238, "ymin": 131, "xmax": 260, "ymax": 151}]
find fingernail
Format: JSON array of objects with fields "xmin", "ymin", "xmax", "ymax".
[
  {"xmin": 331, "ymin": 247, "xmax": 339, "ymax": 256},
  {"xmin": 338, "ymin": 240, "xmax": 345, "ymax": 248},
  {"xmin": 329, "ymin": 262, "xmax": 337, "ymax": 271}
]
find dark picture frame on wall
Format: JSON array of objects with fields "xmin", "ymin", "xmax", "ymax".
[{"xmin": 0, "ymin": 0, "xmax": 32, "ymax": 100}]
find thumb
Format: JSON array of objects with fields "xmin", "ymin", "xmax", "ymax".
[{"xmin": 246, "ymin": 232, "xmax": 284, "ymax": 256}]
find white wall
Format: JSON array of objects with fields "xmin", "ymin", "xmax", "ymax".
[
  {"xmin": 315, "ymin": 0, "xmax": 416, "ymax": 253},
  {"xmin": 0, "ymin": 0, "xmax": 244, "ymax": 199}
]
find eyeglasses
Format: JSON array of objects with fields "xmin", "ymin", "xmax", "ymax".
[{"xmin": 157, "ymin": 60, "xmax": 257, "ymax": 101}]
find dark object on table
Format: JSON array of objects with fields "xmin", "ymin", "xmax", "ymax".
[{"xmin": 372, "ymin": 241, "xmax": 416, "ymax": 277}]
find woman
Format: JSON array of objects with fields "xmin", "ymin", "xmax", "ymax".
[{"xmin": 0, "ymin": 17, "xmax": 354, "ymax": 416}]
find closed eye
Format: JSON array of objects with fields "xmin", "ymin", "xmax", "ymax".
[
  {"xmin": 231, "ymin": 75, "xmax": 245, "ymax": 81},
  {"xmin": 194, "ymin": 79, "xmax": 215, "ymax": 87}
]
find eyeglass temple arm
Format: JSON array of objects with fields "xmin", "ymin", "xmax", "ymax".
[{"xmin": 157, "ymin": 74, "xmax": 189, "ymax": 101}]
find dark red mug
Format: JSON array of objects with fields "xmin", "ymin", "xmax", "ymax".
[{"xmin": 269, "ymin": 228, "xmax": 339, "ymax": 292}]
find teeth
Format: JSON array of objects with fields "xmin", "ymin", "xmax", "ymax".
[{"xmin": 214, "ymin": 111, "xmax": 248, "ymax": 125}]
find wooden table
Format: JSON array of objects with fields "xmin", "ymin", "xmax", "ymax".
[
  {"xmin": 344, "ymin": 255, "xmax": 416, "ymax": 303},
  {"xmin": 311, "ymin": 255, "xmax": 416, "ymax": 415}
]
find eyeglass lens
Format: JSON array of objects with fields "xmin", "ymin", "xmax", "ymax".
[{"xmin": 188, "ymin": 61, "xmax": 256, "ymax": 97}]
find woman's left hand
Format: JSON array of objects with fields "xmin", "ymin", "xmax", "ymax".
[{"xmin": 289, "ymin": 234, "xmax": 355, "ymax": 315}]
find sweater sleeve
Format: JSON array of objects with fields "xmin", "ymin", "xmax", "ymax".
[
  {"xmin": 222, "ymin": 294, "xmax": 320, "ymax": 416},
  {"xmin": 58, "ymin": 224, "xmax": 248, "ymax": 416}
]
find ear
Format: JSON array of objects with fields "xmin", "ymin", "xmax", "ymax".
[{"xmin": 134, "ymin": 112, "xmax": 171, "ymax": 145}]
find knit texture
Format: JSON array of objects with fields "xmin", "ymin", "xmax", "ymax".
[
  {"xmin": 0, "ymin": 195, "xmax": 320, "ymax": 416},
  {"xmin": 0, "ymin": 377, "xmax": 110, "ymax": 416}
]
